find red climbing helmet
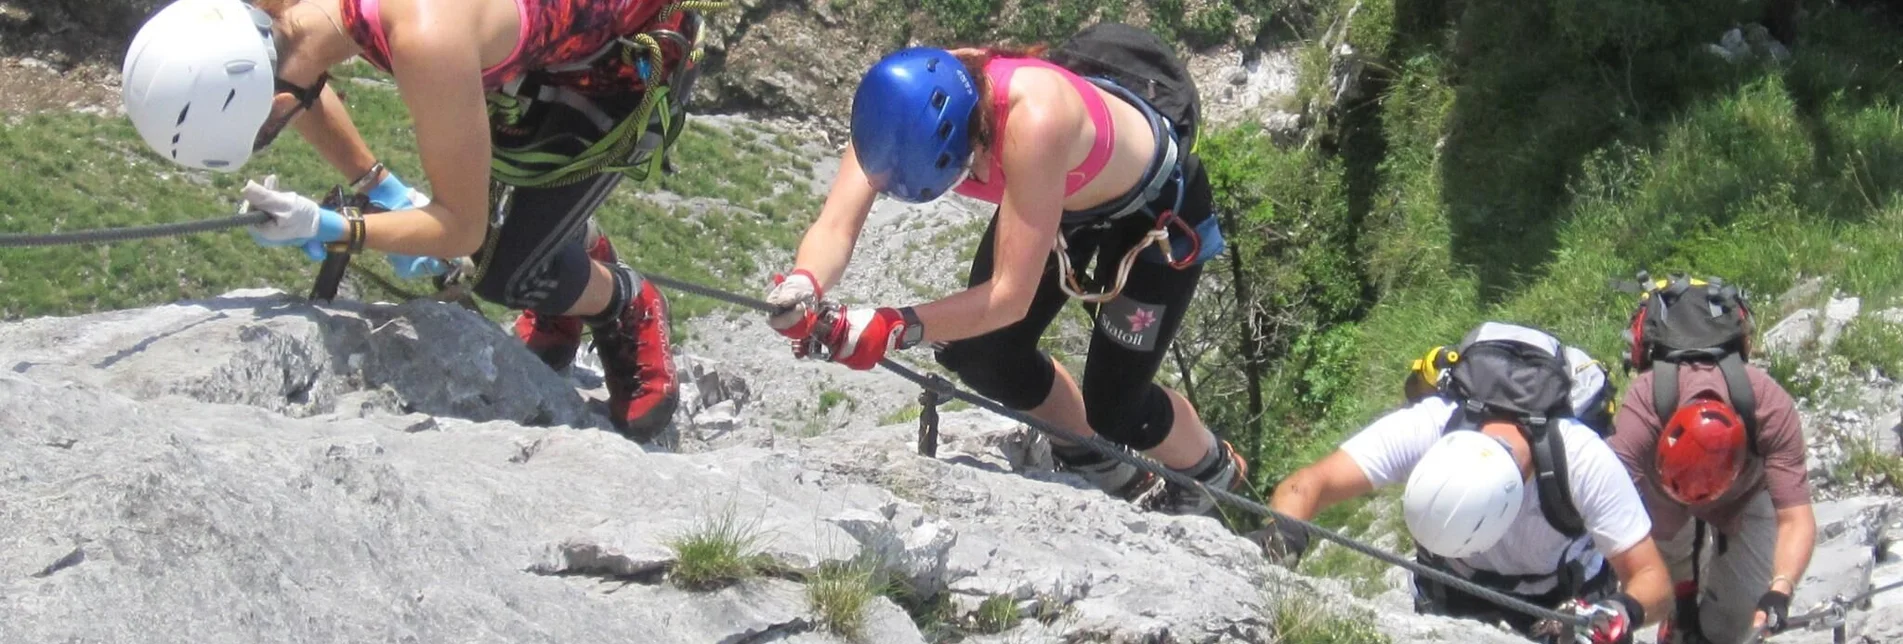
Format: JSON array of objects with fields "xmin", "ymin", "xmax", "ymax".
[{"xmin": 1655, "ymin": 397, "xmax": 1750, "ymax": 505}]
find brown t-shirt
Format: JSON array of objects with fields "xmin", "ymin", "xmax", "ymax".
[{"xmin": 1609, "ymin": 361, "xmax": 1811, "ymax": 538}]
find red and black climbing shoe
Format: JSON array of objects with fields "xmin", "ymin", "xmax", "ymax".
[
  {"xmin": 593, "ymin": 276, "xmax": 680, "ymax": 442},
  {"xmin": 1148, "ymin": 440, "xmax": 1248, "ymax": 517},
  {"xmin": 515, "ymin": 311, "xmax": 584, "ymax": 372},
  {"xmin": 512, "ymin": 232, "xmax": 620, "ymax": 372}
]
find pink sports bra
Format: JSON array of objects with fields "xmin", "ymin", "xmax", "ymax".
[
  {"xmin": 340, "ymin": 0, "xmax": 672, "ymax": 92},
  {"xmin": 950, "ymin": 57, "xmax": 1117, "ymax": 205}
]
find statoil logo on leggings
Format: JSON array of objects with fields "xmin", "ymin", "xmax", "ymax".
[{"xmin": 1098, "ymin": 296, "xmax": 1165, "ymax": 352}]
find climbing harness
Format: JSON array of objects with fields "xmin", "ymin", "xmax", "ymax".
[
  {"xmin": 1046, "ymin": 78, "xmax": 1206, "ymax": 304},
  {"xmin": 1052, "ymin": 210, "xmax": 1202, "ymax": 303},
  {"xmin": 1, "ymin": 211, "xmax": 1588, "ymax": 633},
  {"xmin": 486, "ymin": 2, "xmax": 730, "ymax": 189}
]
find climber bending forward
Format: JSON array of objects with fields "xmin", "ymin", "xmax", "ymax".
[
  {"xmin": 122, "ymin": 0, "xmax": 719, "ymax": 440},
  {"xmin": 763, "ymin": 40, "xmax": 1242, "ymax": 516}
]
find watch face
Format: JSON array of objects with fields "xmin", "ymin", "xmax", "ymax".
[{"xmin": 903, "ymin": 323, "xmax": 924, "ymax": 347}]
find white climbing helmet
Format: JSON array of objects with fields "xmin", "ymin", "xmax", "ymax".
[
  {"xmin": 1402, "ymin": 430, "xmax": 1526, "ymax": 559},
  {"xmin": 121, "ymin": 0, "xmax": 280, "ymax": 172}
]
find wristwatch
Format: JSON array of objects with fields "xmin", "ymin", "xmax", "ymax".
[
  {"xmin": 349, "ymin": 161, "xmax": 387, "ymax": 195},
  {"xmin": 897, "ymin": 306, "xmax": 924, "ymax": 349}
]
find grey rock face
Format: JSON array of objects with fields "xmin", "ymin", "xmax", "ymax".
[
  {"xmin": 0, "ymin": 288, "xmax": 598, "ymax": 430},
  {"xmin": 3, "ymin": 292, "xmax": 1531, "ymax": 644}
]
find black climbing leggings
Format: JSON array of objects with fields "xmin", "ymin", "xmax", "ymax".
[
  {"xmin": 470, "ymin": 172, "xmax": 625, "ymax": 314},
  {"xmin": 934, "ymin": 156, "xmax": 1213, "ymax": 452},
  {"xmin": 469, "ymin": 85, "xmax": 658, "ymax": 315}
]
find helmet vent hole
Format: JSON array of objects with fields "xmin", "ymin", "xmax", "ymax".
[
  {"xmin": 171, "ymin": 134, "xmax": 180, "ymax": 145},
  {"xmin": 936, "ymin": 121, "xmax": 953, "ymax": 139},
  {"xmin": 223, "ymin": 89, "xmax": 237, "ymax": 111},
  {"xmin": 934, "ymin": 152, "xmax": 952, "ymax": 169},
  {"xmin": 175, "ymin": 104, "xmax": 190, "ymax": 127},
  {"xmin": 925, "ymin": 57, "xmax": 938, "ymax": 72},
  {"xmin": 930, "ymin": 90, "xmax": 948, "ymax": 110}
]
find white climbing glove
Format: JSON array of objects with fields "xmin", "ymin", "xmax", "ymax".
[{"xmin": 240, "ymin": 175, "xmax": 345, "ymax": 261}]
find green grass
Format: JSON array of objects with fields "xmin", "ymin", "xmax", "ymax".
[
  {"xmin": 818, "ymin": 389, "xmax": 856, "ymax": 415},
  {"xmin": 806, "ymin": 558, "xmax": 890, "ymax": 639},
  {"xmin": 665, "ymin": 509, "xmax": 777, "ymax": 591},
  {"xmin": 0, "ymin": 66, "xmax": 818, "ymax": 323},
  {"xmin": 1184, "ymin": 0, "xmax": 1903, "ymax": 488},
  {"xmin": 1833, "ymin": 317, "xmax": 1903, "ymax": 380},
  {"xmin": 1270, "ymin": 591, "xmax": 1391, "ymax": 644},
  {"xmin": 879, "ymin": 405, "xmax": 923, "ymax": 425},
  {"xmin": 971, "ymin": 594, "xmax": 1021, "ymax": 634},
  {"xmin": 1836, "ymin": 435, "xmax": 1903, "ymax": 492}
]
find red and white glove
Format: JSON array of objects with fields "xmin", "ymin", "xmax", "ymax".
[
  {"xmin": 765, "ymin": 269, "xmax": 823, "ymax": 340},
  {"xmin": 1572, "ymin": 596, "xmax": 1636, "ymax": 644},
  {"xmin": 813, "ymin": 305, "xmax": 914, "ymax": 371}
]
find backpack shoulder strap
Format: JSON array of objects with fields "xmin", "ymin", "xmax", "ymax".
[
  {"xmin": 1652, "ymin": 360, "xmax": 1680, "ymax": 427},
  {"xmin": 1528, "ymin": 421, "xmax": 1588, "ymax": 538},
  {"xmin": 1719, "ymin": 352, "xmax": 1762, "ymax": 457}
]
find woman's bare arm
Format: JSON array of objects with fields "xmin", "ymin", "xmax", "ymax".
[{"xmin": 351, "ymin": 1, "xmax": 494, "ymax": 258}]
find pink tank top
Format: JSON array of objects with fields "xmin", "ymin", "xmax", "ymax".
[
  {"xmin": 340, "ymin": 0, "xmax": 674, "ymax": 92},
  {"xmin": 950, "ymin": 57, "xmax": 1117, "ymax": 205}
]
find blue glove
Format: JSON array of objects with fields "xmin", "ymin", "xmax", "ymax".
[
  {"xmin": 365, "ymin": 171, "xmax": 416, "ymax": 211},
  {"xmin": 363, "ymin": 171, "xmax": 451, "ymax": 279},
  {"xmin": 240, "ymin": 177, "xmax": 347, "ymax": 261},
  {"xmin": 388, "ymin": 255, "xmax": 449, "ymax": 280}
]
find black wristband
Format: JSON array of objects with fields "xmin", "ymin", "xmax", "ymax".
[{"xmin": 1612, "ymin": 592, "xmax": 1645, "ymax": 630}]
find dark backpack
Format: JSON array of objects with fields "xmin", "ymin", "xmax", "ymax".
[
  {"xmin": 1047, "ymin": 22, "xmax": 1203, "ymax": 152},
  {"xmin": 1440, "ymin": 322, "xmax": 1593, "ymax": 539},
  {"xmin": 1620, "ymin": 272, "xmax": 1761, "ymax": 456}
]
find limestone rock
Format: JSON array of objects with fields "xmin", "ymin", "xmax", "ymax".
[
  {"xmin": 3, "ymin": 291, "xmax": 1523, "ymax": 644},
  {"xmin": 0, "ymin": 289, "xmax": 596, "ymax": 429}
]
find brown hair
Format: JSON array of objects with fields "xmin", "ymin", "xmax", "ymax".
[{"xmin": 951, "ymin": 44, "xmax": 1048, "ymax": 153}]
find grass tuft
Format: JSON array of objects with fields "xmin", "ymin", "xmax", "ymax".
[
  {"xmin": 665, "ymin": 509, "xmax": 776, "ymax": 591},
  {"xmin": 806, "ymin": 557, "xmax": 889, "ymax": 639}
]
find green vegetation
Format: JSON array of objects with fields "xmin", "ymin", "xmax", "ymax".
[
  {"xmin": 806, "ymin": 557, "xmax": 890, "ymax": 639},
  {"xmin": 845, "ymin": 0, "xmax": 1296, "ymax": 51},
  {"xmin": 0, "ymin": 63, "xmax": 818, "ymax": 322},
  {"xmin": 1171, "ymin": 0, "xmax": 1903, "ymax": 513},
  {"xmin": 1837, "ymin": 434, "xmax": 1903, "ymax": 492},
  {"xmin": 971, "ymin": 594, "xmax": 1021, "ymax": 634},
  {"xmin": 1833, "ymin": 317, "xmax": 1903, "ymax": 380},
  {"xmin": 1270, "ymin": 591, "xmax": 1391, "ymax": 644},
  {"xmin": 818, "ymin": 389, "xmax": 857, "ymax": 415},
  {"xmin": 665, "ymin": 509, "xmax": 777, "ymax": 591},
  {"xmin": 879, "ymin": 405, "xmax": 924, "ymax": 425}
]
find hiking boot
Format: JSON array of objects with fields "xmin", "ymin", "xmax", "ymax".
[
  {"xmin": 592, "ymin": 275, "xmax": 680, "ymax": 442},
  {"xmin": 1054, "ymin": 446, "xmax": 1161, "ymax": 502},
  {"xmin": 1148, "ymin": 440, "xmax": 1247, "ymax": 517},
  {"xmin": 511, "ymin": 230, "xmax": 619, "ymax": 371}
]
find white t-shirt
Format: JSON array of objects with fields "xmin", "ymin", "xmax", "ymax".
[{"xmin": 1341, "ymin": 397, "xmax": 1652, "ymax": 595}]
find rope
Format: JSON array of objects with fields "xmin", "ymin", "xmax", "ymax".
[
  {"xmin": 0, "ymin": 208, "xmax": 1583, "ymax": 628},
  {"xmin": 0, "ymin": 212, "xmax": 271, "ymax": 248},
  {"xmin": 638, "ymin": 272, "xmax": 1589, "ymax": 629}
]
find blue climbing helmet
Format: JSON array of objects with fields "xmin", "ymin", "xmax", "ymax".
[{"xmin": 850, "ymin": 47, "xmax": 980, "ymax": 203}]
